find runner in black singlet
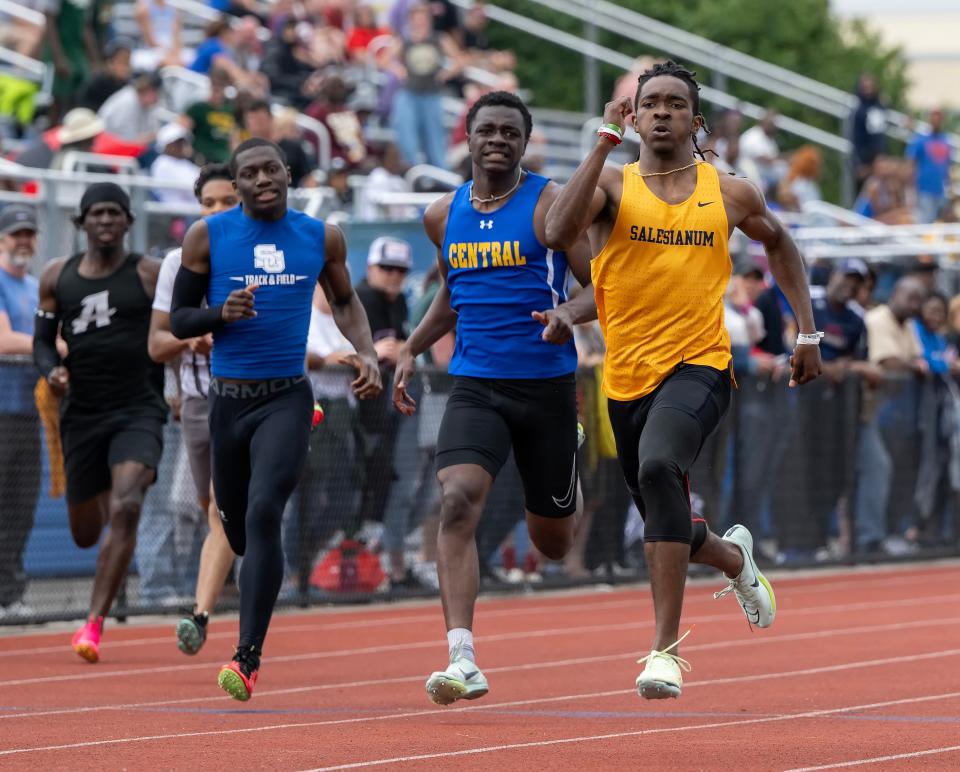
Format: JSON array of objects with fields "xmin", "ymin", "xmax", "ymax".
[{"xmin": 33, "ymin": 182, "xmax": 166, "ymax": 663}]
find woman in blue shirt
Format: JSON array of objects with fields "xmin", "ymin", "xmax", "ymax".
[{"xmin": 914, "ymin": 291, "xmax": 955, "ymax": 374}]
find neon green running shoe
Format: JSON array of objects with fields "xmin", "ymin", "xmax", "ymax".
[{"xmin": 715, "ymin": 524, "xmax": 776, "ymax": 628}]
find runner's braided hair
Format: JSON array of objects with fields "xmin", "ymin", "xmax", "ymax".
[{"xmin": 634, "ymin": 60, "xmax": 714, "ymax": 161}]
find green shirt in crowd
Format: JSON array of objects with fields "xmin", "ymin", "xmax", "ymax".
[{"xmin": 185, "ymin": 100, "xmax": 237, "ymax": 164}]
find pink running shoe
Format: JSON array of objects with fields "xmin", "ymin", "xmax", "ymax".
[{"xmin": 72, "ymin": 617, "xmax": 103, "ymax": 663}]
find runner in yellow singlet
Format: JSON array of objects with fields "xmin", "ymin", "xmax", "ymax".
[{"xmin": 542, "ymin": 61, "xmax": 822, "ymax": 700}]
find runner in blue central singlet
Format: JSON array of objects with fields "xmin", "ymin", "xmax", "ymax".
[
  {"xmin": 441, "ymin": 171, "xmax": 576, "ymax": 378},
  {"xmin": 170, "ymin": 138, "xmax": 382, "ymax": 702},
  {"xmin": 392, "ymin": 92, "xmax": 599, "ymax": 706}
]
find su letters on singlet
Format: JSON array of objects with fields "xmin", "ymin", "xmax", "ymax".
[{"xmin": 447, "ymin": 240, "xmax": 527, "ymax": 270}]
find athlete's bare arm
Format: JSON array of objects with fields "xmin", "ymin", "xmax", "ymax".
[
  {"xmin": 136, "ymin": 256, "xmax": 162, "ymax": 301},
  {"xmin": 393, "ymin": 193, "xmax": 459, "ymax": 415},
  {"xmin": 533, "ymin": 182, "xmax": 599, "ymax": 344},
  {"xmin": 319, "ymin": 222, "xmax": 382, "ymax": 400},
  {"xmin": 149, "ymin": 255, "xmax": 196, "ymax": 364},
  {"xmin": 34, "ymin": 258, "xmax": 68, "ymax": 395},
  {"xmin": 415, "ymin": 194, "xmax": 459, "ymax": 350},
  {"xmin": 720, "ymin": 174, "xmax": 822, "ymax": 387},
  {"xmin": 148, "ymin": 311, "xmax": 190, "ymax": 364},
  {"xmin": 544, "ymin": 98, "xmax": 632, "ymax": 251}
]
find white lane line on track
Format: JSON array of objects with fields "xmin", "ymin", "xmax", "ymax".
[
  {"xmin": 1, "ymin": 564, "xmax": 955, "ymax": 656},
  {"xmin": 0, "ymin": 597, "xmax": 647, "ymax": 658},
  {"xmin": 1, "ymin": 591, "xmax": 957, "ymax": 689},
  {"xmin": 784, "ymin": 745, "xmax": 960, "ymax": 771},
  {"xmin": 2, "ymin": 647, "xmax": 960, "ymax": 756},
  {"xmin": 300, "ymin": 691, "xmax": 960, "ymax": 771},
  {"xmin": 2, "ymin": 615, "xmax": 959, "ymax": 721}
]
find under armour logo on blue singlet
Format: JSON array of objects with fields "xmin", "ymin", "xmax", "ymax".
[{"xmin": 479, "ymin": 220, "xmax": 494, "ymax": 230}]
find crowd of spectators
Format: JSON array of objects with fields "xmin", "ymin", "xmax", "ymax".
[
  {"xmin": 701, "ymin": 72, "xmax": 957, "ymax": 228},
  {"xmin": 690, "ymin": 70, "xmax": 958, "ymax": 561},
  {"xmin": 0, "ymin": 0, "xmax": 519, "ymax": 208},
  {"xmin": 1, "ymin": 14, "xmax": 960, "ymax": 615}
]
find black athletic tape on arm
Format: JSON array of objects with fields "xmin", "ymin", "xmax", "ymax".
[
  {"xmin": 170, "ymin": 265, "xmax": 224, "ymax": 339},
  {"xmin": 33, "ymin": 311, "xmax": 61, "ymax": 377}
]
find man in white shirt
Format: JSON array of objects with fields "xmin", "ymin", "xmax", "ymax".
[
  {"xmin": 857, "ymin": 275, "xmax": 926, "ymax": 554},
  {"xmin": 97, "ymin": 71, "xmax": 163, "ymax": 145},
  {"xmin": 148, "ymin": 162, "xmax": 239, "ymax": 655},
  {"xmin": 739, "ymin": 111, "xmax": 783, "ymax": 195}
]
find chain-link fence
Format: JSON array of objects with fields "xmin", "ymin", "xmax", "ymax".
[{"xmin": 1, "ymin": 355, "xmax": 958, "ymax": 624}]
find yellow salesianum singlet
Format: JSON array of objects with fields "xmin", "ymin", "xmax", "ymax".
[{"xmin": 592, "ymin": 161, "xmax": 733, "ymax": 401}]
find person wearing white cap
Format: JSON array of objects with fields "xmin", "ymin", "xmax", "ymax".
[
  {"xmin": 355, "ymin": 236, "xmax": 417, "ymax": 588},
  {"xmin": 150, "ymin": 123, "xmax": 201, "ymax": 204}
]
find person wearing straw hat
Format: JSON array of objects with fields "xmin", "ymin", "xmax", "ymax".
[{"xmin": 14, "ymin": 108, "xmax": 105, "ymax": 171}]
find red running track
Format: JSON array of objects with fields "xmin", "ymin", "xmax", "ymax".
[{"xmin": 0, "ymin": 561, "xmax": 959, "ymax": 771}]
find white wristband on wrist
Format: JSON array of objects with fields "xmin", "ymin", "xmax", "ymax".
[{"xmin": 796, "ymin": 332, "xmax": 824, "ymax": 346}]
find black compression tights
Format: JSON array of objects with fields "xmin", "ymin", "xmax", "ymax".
[
  {"xmin": 210, "ymin": 380, "xmax": 313, "ymax": 651},
  {"xmin": 611, "ymin": 405, "xmax": 707, "ymax": 554}
]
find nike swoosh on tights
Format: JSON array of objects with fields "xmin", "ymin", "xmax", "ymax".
[{"xmin": 551, "ymin": 452, "xmax": 578, "ymax": 509}]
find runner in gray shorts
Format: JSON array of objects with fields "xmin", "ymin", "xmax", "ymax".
[{"xmin": 147, "ymin": 163, "xmax": 239, "ymax": 655}]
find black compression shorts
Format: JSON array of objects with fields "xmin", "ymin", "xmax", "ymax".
[
  {"xmin": 435, "ymin": 374, "xmax": 579, "ymax": 518},
  {"xmin": 607, "ymin": 363, "xmax": 731, "ymax": 525},
  {"xmin": 61, "ymin": 409, "xmax": 165, "ymax": 503}
]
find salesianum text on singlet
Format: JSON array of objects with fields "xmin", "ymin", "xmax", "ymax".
[{"xmin": 592, "ymin": 162, "xmax": 733, "ymax": 400}]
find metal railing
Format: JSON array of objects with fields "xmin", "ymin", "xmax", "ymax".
[
  {"xmin": 0, "ymin": 46, "xmax": 45, "ymax": 81},
  {"xmin": 165, "ymin": 0, "xmax": 222, "ymax": 23},
  {"xmin": 0, "ymin": 160, "xmax": 339, "ymax": 262},
  {"xmin": 293, "ymin": 112, "xmax": 333, "ymax": 174},
  {"xmin": 5, "ymin": 147, "xmax": 957, "ymax": 269},
  {"xmin": 156, "ymin": 65, "xmax": 334, "ymax": 171},
  {"xmin": 793, "ymin": 203, "xmax": 960, "ymax": 262},
  {"xmin": 0, "ymin": 0, "xmax": 44, "ymax": 26},
  {"xmin": 526, "ymin": 0, "xmax": 852, "ymax": 120},
  {"xmin": 511, "ymin": 0, "xmax": 960, "ymax": 152},
  {"xmin": 159, "ymin": 64, "xmax": 210, "ymax": 112},
  {"xmin": 453, "ymin": 1, "xmax": 853, "ymax": 159}
]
